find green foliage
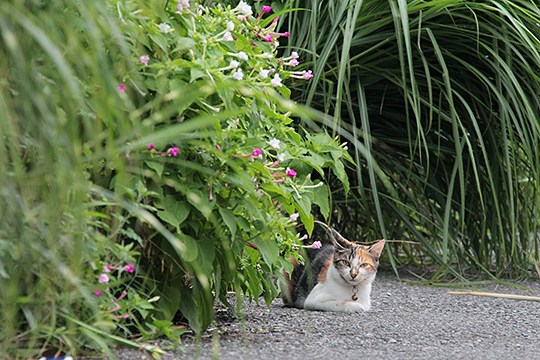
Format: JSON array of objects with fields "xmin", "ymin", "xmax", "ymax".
[
  {"xmin": 117, "ymin": 0, "xmax": 350, "ymax": 332},
  {"xmin": 0, "ymin": 0, "xmax": 349, "ymax": 356},
  {"xmin": 283, "ymin": 0, "xmax": 540, "ymax": 279}
]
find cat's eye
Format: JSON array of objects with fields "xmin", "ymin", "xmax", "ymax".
[
  {"xmin": 335, "ymin": 259, "xmax": 350, "ymax": 267},
  {"xmin": 360, "ymin": 263, "xmax": 371, "ymax": 268}
]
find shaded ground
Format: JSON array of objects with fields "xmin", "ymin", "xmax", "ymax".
[{"xmin": 117, "ymin": 271, "xmax": 540, "ymax": 359}]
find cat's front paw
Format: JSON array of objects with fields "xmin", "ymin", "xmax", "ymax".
[{"xmin": 343, "ymin": 301, "xmax": 370, "ymax": 312}]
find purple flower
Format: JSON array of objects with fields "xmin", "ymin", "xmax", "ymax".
[
  {"xmin": 176, "ymin": 0, "xmax": 190, "ymax": 13},
  {"xmin": 139, "ymin": 55, "xmax": 149, "ymax": 66},
  {"xmin": 303, "ymin": 70, "xmax": 314, "ymax": 80},
  {"xmin": 168, "ymin": 147, "xmax": 179, "ymax": 157},
  {"xmin": 262, "ymin": 5, "xmax": 272, "ymax": 13},
  {"xmin": 285, "ymin": 168, "xmax": 297, "ymax": 177},
  {"xmin": 252, "ymin": 148, "xmax": 262, "ymax": 157},
  {"xmin": 93, "ymin": 290, "xmax": 103, "ymax": 297},
  {"xmin": 147, "ymin": 144, "xmax": 155, "ymax": 151},
  {"xmin": 98, "ymin": 273, "xmax": 110, "ymax": 284},
  {"xmin": 289, "ymin": 213, "xmax": 299, "ymax": 222},
  {"xmin": 312, "ymin": 241, "xmax": 322, "ymax": 249},
  {"xmin": 124, "ymin": 263, "xmax": 135, "ymax": 273},
  {"xmin": 117, "ymin": 83, "xmax": 127, "ymax": 92}
]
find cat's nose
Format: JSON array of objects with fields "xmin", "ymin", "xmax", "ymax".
[{"xmin": 350, "ymin": 271, "xmax": 358, "ymax": 279}]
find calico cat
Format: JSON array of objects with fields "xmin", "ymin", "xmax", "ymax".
[{"xmin": 281, "ymin": 225, "xmax": 385, "ymax": 312}]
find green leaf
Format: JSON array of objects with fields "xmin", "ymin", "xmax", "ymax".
[
  {"xmin": 251, "ymin": 237, "xmax": 279, "ymax": 266},
  {"xmin": 219, "ymin": 207, "xmax": 237, "ymax": 238},
  {"xmin": 146, "ymin": 161, "xmax": 164, "ymax": 177},
  {"xmin": 149, "ymin": 32, "xmax": 169, "ymax": 53},
  {"xmin": 301, "ymin": 153, "xmax": 327, "ymax": 176},
  {"xmin": 178, "ymin": 233, "xmax": 198, "ymax": 262},
  {"xmin": 156, "ymin": 196, "xmax": 190, "ymax": 228},
  {"xmin": 312, "ymin": 183, "xmax": 330, "ymax": 220},
  {"xmin": 331, "ymin": 154, "xmax": 350, "ymax": 194},
  {"xmin": 296, "ymin": 196, "xmax": 314, "ymax": 234},
  {"xmin": 186, "ymin": 189, "xmax": 214, "ymax": 219},
  {"xmin": 176, "ymin": 37, "xmax": 196, "ymax": 51},
  {"xmin": 190, "ymin": 67, "xmax": 205, "ymax": 82}
]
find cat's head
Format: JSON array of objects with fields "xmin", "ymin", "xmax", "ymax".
[{"xmin": 330, "ymin": 229, "xmax": 385, "ymax": 285}]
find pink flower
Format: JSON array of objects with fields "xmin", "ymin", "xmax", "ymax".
[
  {"xmin": 103, "ymin": 264, "xmax": 113, "ymax": 272},
  {"xmin": 117, "ymin": 83, "xmax": 127, "ymax": 92},
  {"xmin": 252, "ymin": 148, "xmax": 262, "ymax": 157},
  {"xmin": 285, "ymin": 59, "xmax": 300, "ymax": 67},
  {"xmin": 262, "ymin": 5, "xmax": 272, "ymax": 13},
  {"xmin": 98, "ymin": 273, "xmax": 110, "ymax": 283},
  {"xmin": 216, "ymin": 144, "xmax": 222, "ymax": 151},
  {"xmin": 111, "ymin": 314, "xmax": 130, "ymax": 319},
  {"xmin": 289, "ymin": 213, "xmax": 299, "ymax": 222},
  {"xmin": 168, "ymin": 147, "xmax": 179, "ymax": 157},
  {"xmin": 303, "ymin": 70, "xmax": 313, "ymax": 80},
  {"xmin": 139, "ymin": 55, "xmax": 149, "ymax": 66},
  {"xmin": 124, "ymin": 263, "xmax": 135, "ymax": 273},
  {"xmin": 147, "ymin": 144, "xmax": 155, "ymax": 151},
  {"xmin": 270, "ymin": 31, "xmax": 290, "ymax": 38},
  {"xmin": 285, "ymin": 168, "xmax": 297, "ymax": 177},
  {"xmin": 312, "ymin": 241, "xmax": 322, "ymax": 249},
  {"xmin": 93, "ymin": 290, "xmax": 103, "ymax": 297}
]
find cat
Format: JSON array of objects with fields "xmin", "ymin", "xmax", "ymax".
[{"xmin": 280, "ymin": 224, "xmax": 385, "ymax": 312}]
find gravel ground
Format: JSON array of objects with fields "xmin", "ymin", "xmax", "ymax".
[{"xmin": 116, "ymin": 271, "xmax": 540, "ymax": 360}]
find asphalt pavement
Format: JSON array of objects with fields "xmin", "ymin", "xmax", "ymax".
[{"xmin": 116, "ymin": 271, "xmax": 540, "ymax": 360}]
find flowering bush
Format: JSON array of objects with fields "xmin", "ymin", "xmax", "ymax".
[{"xmin": 116, "ymin": 0, "xmax": 352, "ymax": 332}]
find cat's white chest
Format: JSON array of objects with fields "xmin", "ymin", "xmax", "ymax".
[{"xmin": 303, "ymin": 266, "xmax": 374, "ymax": 312}]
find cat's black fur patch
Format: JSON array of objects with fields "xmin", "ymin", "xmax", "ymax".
[{"xmin": 287, "ymin": 244, "xmax": 334, "ymax": 306}]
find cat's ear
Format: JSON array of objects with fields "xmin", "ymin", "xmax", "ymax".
[
  {"xmin": 368, "ymin": 240, "xmax": 385, "ymax": 259},
  {"xmin": 330, "ymin": 228, "xmax": 355, "ymax": 249}
]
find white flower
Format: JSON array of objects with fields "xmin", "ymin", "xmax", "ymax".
[
  {"xmin": 291, "ymin": 51, "xmax": 299, "ymax": 59},
  {"xmin": 230, "ymin": 60, "xmax": 240, "ymax": 69},
  {"xmin": 277, "ymin": 153, "xmax": 286, "ymax": 162},
  {"xmin": 289, "ymin": 213, "xmax": 300, "ymax": 222},
  {"xmin": 227, "ymin": 21, "xmax": 235, "ymax": 31},
  {"xmin": 268, "ymin": 138, "xmax": 281, "ymax": 149},
  {"xmin": 270, "ymin": 74, "xmax": 282, "ymax": 87},
  {"xmin": 235, "ymin": 1, "xmax": 253, "ymax": 16},
  {"xmin": 158, "ymin": 23, "xmax": 173, "ymax": 33},
  {"xmin": 237, "ymin": 51, "xmax": 248, "ymax": 61},
  {"xmin": 259, "ymin": 68, "xmax": 270, "ymax": 79},
  {"xmin": 232, "ymin": 68, "xmax": 244, "ymax": 80},
  {"xmin": 223, "ymin": 31, "xmax": 234, "ymax": 41}
]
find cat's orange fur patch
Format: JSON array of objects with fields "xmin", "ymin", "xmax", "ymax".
[{"xmin": 317, "ymin": 257, "xmax": 332, "ymax": 283}]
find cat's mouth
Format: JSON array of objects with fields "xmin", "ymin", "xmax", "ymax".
[{"xmin": 345, "ymin": 272, "xmax": 375, "ymax": 285}]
